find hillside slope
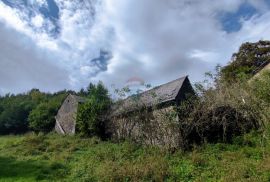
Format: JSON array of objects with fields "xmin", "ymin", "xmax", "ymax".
[{"xmin": 0, "ymin": 132, "xmax": 270, "ymax": 182}]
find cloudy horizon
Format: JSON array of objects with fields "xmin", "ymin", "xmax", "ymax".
[{"xmin": 0, "ymin": 0, "xmax": 270, "ymax": 95}]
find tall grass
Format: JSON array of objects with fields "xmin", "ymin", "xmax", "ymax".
[{"xmin": 1, "ymin": 132, "xmax": 270, "ymax": 181}]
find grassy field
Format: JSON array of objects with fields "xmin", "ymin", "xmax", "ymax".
[{"xmin": 0, "ymin": 131, "xmax": 270, "ymax": 182}]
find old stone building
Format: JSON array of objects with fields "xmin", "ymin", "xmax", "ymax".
[
  {"xmin": 109, "ymin": 76, "xmax": 195, "ymax": 148},
  {"xmin": 55, "ymin": 94, "xmax": 86, "ymax": 135},
  {"xmin": 55, "ymin": 76, "xmax": 195, "ymax": 148}
]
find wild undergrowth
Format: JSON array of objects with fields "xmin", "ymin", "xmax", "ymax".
[{"xmin": 1, "ymin": 131, "xmax": 270, "ymax": 182}]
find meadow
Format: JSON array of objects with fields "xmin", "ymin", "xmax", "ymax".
[{"xmin": 1, "ymin": 131, "xmax": 270, "ymax": 182}]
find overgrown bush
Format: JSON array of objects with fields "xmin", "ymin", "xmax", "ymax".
[
  {"xmin": 177, "ymin": 70, "xmax": 268, "ymax": 149},
  {"xmin": 250, "ymin": 71, "xmax": 270, "ymax": 104},
  {"xmin": 249, "ymin": 70, "xmax": 270, "ymax": 127},
  {"xmin": 76, "ymin": 82, "xmax": 111, "ymax": 138}
]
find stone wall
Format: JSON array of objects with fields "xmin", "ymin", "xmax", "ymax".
[
  {"xmin": 109, "ymin": 106, "xmax": 182, "ymax": 149},
  {"xmin": 55, "ymin": 95, "xmax": 79, "ymax": 135}
]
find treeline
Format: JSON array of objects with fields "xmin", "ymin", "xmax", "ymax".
[
  {"xmin": 0, "ymin": 89, "xmax": 68, "ymax": 134},
  {"xmin": 0, "ymin": 82, "xmax": 110, "ymax": 135}
]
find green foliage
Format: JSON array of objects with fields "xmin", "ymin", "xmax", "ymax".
[
  {"xmin": 28, "ymin": 103, "xmax": 58, "ymax": 133},
  {"xmin": 76, "ymin": 81, "xmax": 111, "ymax": 138},
  {"xmin": 0, "ymin": 94, "xmax": 36, "ymax": 134},
  {"xmin": 0, "ymin": 89, "xmax": 70, "ymax": 135},
  {"xmin": 180, "ymin": 64, "xmax": 270, "ymax": 148},
  {"xmin": 28, "ymin": 92, "xmax": 67, "ymax": 133},
  {"xmin": 250, "ymin": 71, "xmax": 270, "ymax": 103},
  {"xmin": 249, "ymin": 70, "xmax": 270, "ymax": 126},
  {"xmin": 221, "ymin": 40, "xmax": 270, "ymax": 83}
]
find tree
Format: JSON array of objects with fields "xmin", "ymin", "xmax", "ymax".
[
  {"xmin": 0, "ymin": 98, "xmax": 35, "ymax": 134},
  {"xmin": 76, "ymin": 82, "xmax": 111, "ymax": 138},
  {"xmin": 28, "ymin": 92, "xmax": 68, "ymax": 133},
  {"xmin": 221, "ymin": 40, "xmax": 270, "ymax": 83},
  {"xmin": 28, "ymin": 103, "xmax": 56, "ymax": 133}
]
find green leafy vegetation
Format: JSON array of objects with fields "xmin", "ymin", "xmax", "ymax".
[
  {"xmin": 76, "ymin": 82, "xmax": 111, "ymax": 137},
  {"xmin": 28, "ymin": 95, "xmax": 66, "ymax": 133},
  {"xmin": 221, "ymin": 40, "xmax": 270, "ymax": 83},
  {"xmin": 0, "ymin": 92, "xmax": 36, "ymax": 134},
  {"xmin": 250, "ymin": 71, "xmax": 270, "ymax": 104},
  {"xmin": 0, "ymin": 89, "xmax": 71, "ymax": 134}
]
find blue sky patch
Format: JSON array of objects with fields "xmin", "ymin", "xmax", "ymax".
[
  {"xmin": 39, "ymin": 0, "xmax": 59, "ymax": 20},
  {"xmin": 218, "ymin": 2, "xmax": 258, "ymax": 33},
  {"xmin": 39, "ymin": 0, "xmax": 60, "ymax": 37},
  {"xmin": 1, "ymin": 0, "xmax": 27, "ymax": 8},
  {"xmin": 266, "ymin": 0, "xmax": 270, "ymax": 7}
]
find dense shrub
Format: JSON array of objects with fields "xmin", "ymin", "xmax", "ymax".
[
  {"xmin": 76, "ymin": 82, "xmax": 111, "ymax": 138},
  {"xmin": 177, "ymin": 71, "xmax": 266, "ymax": 148},
  {"xmin": 250, "ymin": 71, "xmax": 270, "ymax": 104},
  {"xmin": 249, "ymin": 70, "xmax": 270, "ymax": 127}
]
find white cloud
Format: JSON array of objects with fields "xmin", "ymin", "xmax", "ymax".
[
  {"xmin": 93, "ymin": 0, "xmax": 270, "ymax": 88},
  {"xmin": 35, "ymin": 0, "xmax": 47, "ymax": 6},
  {"xmin": 0, "ymin": 0, "xmax": 270, "ymax": 94},
  {"xmin": 31, "ymin": 14, "xmax": 44, "ymax": 28},
  {"xmin": 0, "ymin": 2, "xmax": 30, "ymax": 34},
  {"xmin": 189, "ymin": 50, "xmax": 219, "ymax": 63}
]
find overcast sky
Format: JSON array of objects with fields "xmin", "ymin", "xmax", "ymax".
[{"xmin": 0, "ymin": 0, "xmax": 270, "ymax": 94}]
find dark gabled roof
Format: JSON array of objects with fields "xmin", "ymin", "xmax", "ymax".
[{"xmin": 111, "ymin": 76, "xmax": 189, "ymax": 116}]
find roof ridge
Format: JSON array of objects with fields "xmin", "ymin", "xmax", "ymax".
[{"xmin": 133, "ymin": 75, "xmax": 188, "ymax": 97}]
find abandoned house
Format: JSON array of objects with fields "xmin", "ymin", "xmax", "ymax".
[
  {"xmin": 55, "ymin": 94, "xmax": 86, "ymax": 135},
  {"xmin": 109, "ymin": 75, "xmax": 196, "ymax": 149},
  {"xmin": 55, "ymin": 76, "xmax": 196, "ymax": 148}
]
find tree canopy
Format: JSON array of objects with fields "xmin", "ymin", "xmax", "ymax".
[
  {"xmin": 221, "ymin": 40, "xmax": 270, "ymax": 83},
  {"xmin": 76, "ymin": 81, "xmax": 111, "ymax": 138}
]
